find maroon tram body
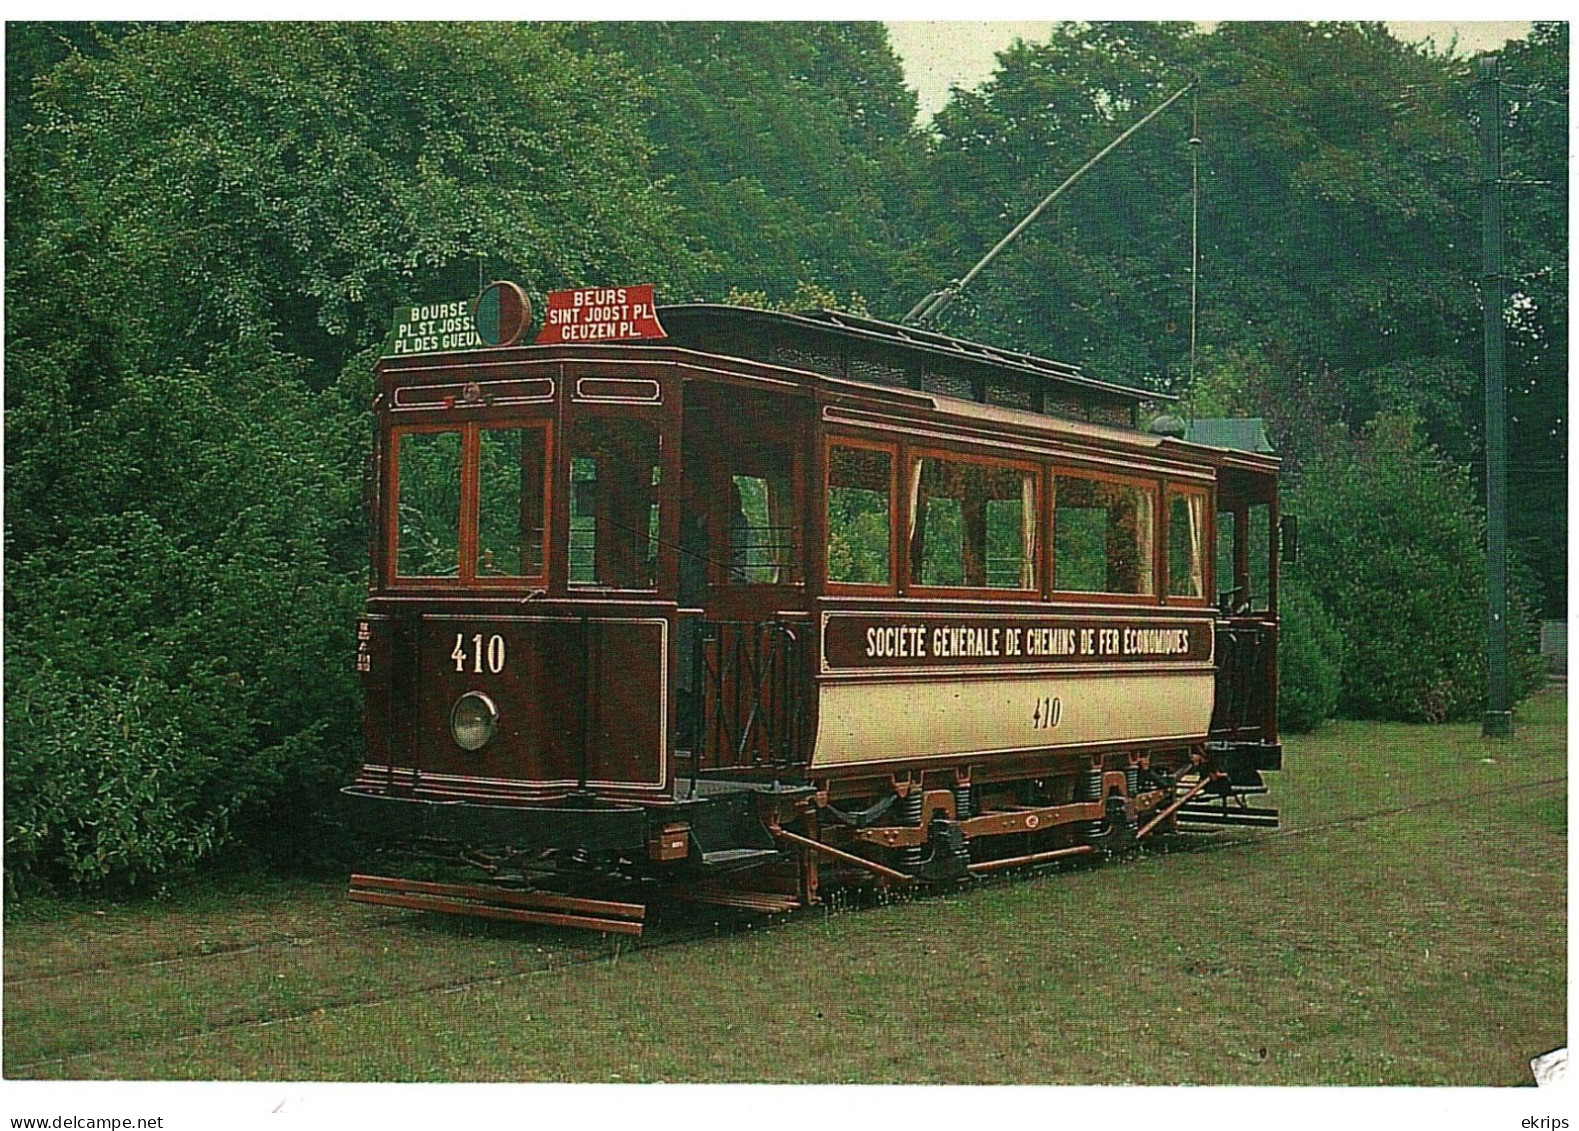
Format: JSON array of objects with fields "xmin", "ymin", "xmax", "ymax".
[{"xmin": 344, "ymin": 304, "xmax": 1282, "ymax": 928}]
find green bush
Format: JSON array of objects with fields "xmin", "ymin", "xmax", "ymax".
[
  {"xmin": 3, "ymin": 360, "xmax": 366, "ymax": 893},
  {"xmin": 1277, "ymin": 575, "xmax": 1344, "ymax": 733},
  {"xmin": 5, "ymin": 664, "xmax": 233, "ymax": 892},
  {"xmin": 3, "ymin": 20, "xmax": 709, "ymax": 894},
  {"xmin": 5, "ymin": 507, "xmax": 363, "ymax": 891},
  {"xmin": 1287, "ymin": 414, "xmax": 1544, "ymax": 723}
]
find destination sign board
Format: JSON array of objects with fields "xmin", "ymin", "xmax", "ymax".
[
  {"xmin": 385, "ymin": 298, "xmax": 483, "ymax": 356},
  {"xmin": 822, "ymin": 612, "xmax": 1213, "ymax": 673},
  {"xmin": 535, "ymin": 284, "xmax": 666, "ymax": 345}
]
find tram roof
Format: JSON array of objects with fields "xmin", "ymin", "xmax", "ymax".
[{"xmin": 650, "ymin": 304, "xmax": 1172, "ymax": 414}]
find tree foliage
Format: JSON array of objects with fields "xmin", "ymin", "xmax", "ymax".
[
  {"xmin": 920, "ymin": 24, "xmax": 1486, "ymax": 423},
  {"xmin": 570, "ymin": 22, "xmax": 928, "ymax": 313},
  {"xmin": 4, "ymin": 22, "xmax": 705, "ymax": 891},
  {"xmin": 1276, "ymin": 575, "xmax": 1345, "ymax": 734},
  {"xmin": 9, "ymin": 23, "xmax": 702, "ymax": 387},
  {"xmin": 1286, "ymin": 415, "xmax": 1544, "ymax": 723},
  {"xmin": 1496, "ymin": 23, "xmax": 1568, "ymax": 615}
]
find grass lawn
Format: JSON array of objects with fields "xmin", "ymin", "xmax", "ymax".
[{"xmin": 4, "ymin": 688, "xmax": 1564, "ymax": 1084}]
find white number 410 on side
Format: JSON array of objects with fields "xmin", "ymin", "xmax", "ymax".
[{"xmin": 452, "ymin": 632, "xmax": 506, "ymax": 674}]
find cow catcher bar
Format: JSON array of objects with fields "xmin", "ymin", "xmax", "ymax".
[{"xmin": 349, "ymin": 873, "xmax": 647, "ymax": 934}]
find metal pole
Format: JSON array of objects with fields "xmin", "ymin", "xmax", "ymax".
[
  {"xmin": 1188, "ymin": 86, "xmax": 1201, "ymax": 388},
  {"xmin": 578, "ymin": 613, "xmax": 593, "ymax": 789},
  {"xmin": 1479, "ymin": 55, "xmax": 1513, "ymax": 739},
  {"xmin": 904, "ymin": 80, "xmax": 1198, "ymax": 327}
]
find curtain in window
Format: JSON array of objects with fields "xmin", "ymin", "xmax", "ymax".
[
  {"xmin": 906, "ymin": 458, "xmax": 925, "ymax": 542},
  {"xmin": 1185, "ymin": 492, "xmax": 1205, "ymax": 598},
  {"xmin": 1020, "ymin": 474, "xmax": 1037, "ymax": 590},
  {"xmin": 1134, "ymin": 489, "xmax": 1155, "ymax": 595}
]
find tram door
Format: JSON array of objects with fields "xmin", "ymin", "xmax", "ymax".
[
  {"xmin": 1212, "ymin": 468, "xmax": 1279, "ymax": 745},
  {"xmin": 677, "ymin": 384, "xmax": 809, "ymax": 774}
]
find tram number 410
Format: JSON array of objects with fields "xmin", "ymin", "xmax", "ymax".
[
  {"xmin": 1031, "ymin": 695, "xmax": 1062, "ymax": 729},
  {"xmin": 452, "ymin": 632, "xmax": 506, "ymax": 674}
]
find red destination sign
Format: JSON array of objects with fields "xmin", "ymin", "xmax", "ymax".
[{"xmin": 534, "ymin": 284, "xmax": 667, "ymax": 345}]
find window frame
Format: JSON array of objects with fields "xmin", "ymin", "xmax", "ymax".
[
  {"xmin": 1163, "ymin": 482, "xmax": 1213, "ymax": 607},
  {"xmin": 471, "ymin": 420, "xmax": 554, "ymax": 591},
  {"xmin": 386, "ymin": 419, "xmax": 554, "ymax": 590},
  {"xmin": 1048, "ymin": 466, "xmax": 1162, "ymax": 605},
  {"xmin": 823, "ymin": 435, "xmax": 900, "ymax": 597},
  {"xmin": 902, "ymin": 444, "xmax": 1042, "ymax": 601},
  {"xmin": 564, "ymin": 409, "xmax": 665, "ymax": 594}
]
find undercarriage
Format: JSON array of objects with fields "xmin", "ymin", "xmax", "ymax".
[{"xmin": 343, "ymin": 751, "xmax": 1278, "ymax": 935}]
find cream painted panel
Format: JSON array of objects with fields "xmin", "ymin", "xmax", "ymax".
[{"xmin": 811, "ymin": 672, "xmax": 1213, "ymax": 767}]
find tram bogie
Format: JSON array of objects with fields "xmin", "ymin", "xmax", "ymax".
[{"xmin": 344, "ymin": 299, "xmax": 1283, "ymax": 930}]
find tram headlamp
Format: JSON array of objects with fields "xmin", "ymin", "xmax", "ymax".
[{"xmin": 450, "ymin": 691, "xmax": 499, "ymax": 751}]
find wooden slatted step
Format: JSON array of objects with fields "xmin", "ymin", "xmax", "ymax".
[
  {"xmin": 677, "ymin": 884, "xmax": 802, "ymax": 913},
  {"xmin": 698, "ymin": 847, "xmax": 781, "ymax": 869},
  {"xmin": 348, "ymin": 874, "xmax": 645, "ymax": 935},
  {"xmin": 1175, "ymin": 804, "xmax": 1281, "ymax": 829}
]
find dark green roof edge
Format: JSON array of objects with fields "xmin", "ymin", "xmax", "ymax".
[{"xmin": 1184, "ymin": 418, "xmax": 1276, "ymax": 453}]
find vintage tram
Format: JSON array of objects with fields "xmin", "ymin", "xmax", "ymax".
[{"xmin": 344, "ymin": 297, "xmax": 1283, "ymax": 934}]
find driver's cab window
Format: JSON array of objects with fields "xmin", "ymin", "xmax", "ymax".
[
  {"xmin": 395, "ymin": 429, "xmax": 462, "ymax": 578},
  {"xmin": 1215, "ymin": 508, "xmax": 1237, "ymax": 609},
  {"xmin": 476, "ymin": 425, "xmax": 547, "ymax": 579},
  {"xmin": 679, "ymin": 412, "xmax": 800, "ymax": 594},
  {"xmin": 728, "ymin": 470, "xmax": 796, "ymax": 584},
  {"xmin": 1247, "ymin": 502, "xmax": 1272, "ymax": 613},
  {"xmin": 569, "ymin": 416, "xmax": 660, "ymax": 589},
  {"xmin": 1216, "ymin": 501, "xmax": 1272, "ymax": 615}
]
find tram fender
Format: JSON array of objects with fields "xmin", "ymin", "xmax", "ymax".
[
  {"xmin": 338, "ymin": 786, "xmax": 648, "ymax": 851},
  {"xmin": 1207, "ymin": 740, "xmax": 1283, "ymax": 781}
]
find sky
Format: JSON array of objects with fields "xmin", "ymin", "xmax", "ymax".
[{"xmin": 885, "ymin": 20, "xmax": 1536, "ymax": 119}]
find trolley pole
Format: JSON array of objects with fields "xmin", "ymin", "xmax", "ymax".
[
  {"xmin": 1479, "ymin": 55, "xmax": 1513, "ymax": 739},
  {"xmin": 904, "ymin": 79, "xmax": 1197, "ymax": 328}
]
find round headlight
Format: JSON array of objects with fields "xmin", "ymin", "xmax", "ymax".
[{"xmin": 450, "ymin": 691, "xmax": 498, "ymax": 751}]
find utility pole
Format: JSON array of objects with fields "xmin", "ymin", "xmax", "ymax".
[{"xmin": 1479, "ymin": 55, "xmax": 1513, "ymax": 739}]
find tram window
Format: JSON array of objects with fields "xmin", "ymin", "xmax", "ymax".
[
  {"xmin": 1216, "ymin": 509, "xmax": 1236, "ymax": 600},
  {"xmin": 1053, "ymin": 475, "xmax": 1155, "ymax": 595},
  {"xmin": 569, "ymin": 417, "xmax": 660, "ymax": 589},
  {"xmin": 731, "ymin": 473, "xmax": 796, "ymax": 584},
  {"xmin": 915, "ymin": 494, "xmax": 964, "ymax": 586},
  {"xmin": 908, "ymin": 456, "xmax": 1036, "ymax": 590},
  {"xmin": 827, "ymin": 445, "xmax": 892, "ymax": 586},
  {"xmin": 1248, "ymin": 503, "xmax": 1272, "ymax": 612},
  {"xmin": 395, "ymin": 430, "xmax": 462, "ymax": 578},
  {"xmin": 476, "ymin": 426, "xmax": 547, "ymax": 579},
  {"xmin": 1166, "ymin": 488, "xmax": 1207, "ymax": 599}
]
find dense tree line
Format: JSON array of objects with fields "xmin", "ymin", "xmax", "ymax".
[
  {"xmin": 918, "ymin": 23, "xmax": 1564, "ymax": 613},
  {"xmin": 5, "ymin": 23, "xmax": 706, "ymax": 888},
  {"xmin": 4, "ymin": 21, "xmax": 1564, "ymax": 891}
]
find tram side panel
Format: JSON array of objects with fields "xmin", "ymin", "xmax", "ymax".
[{"xmin": 810, "ymin": 610, "xmax": 1214, "ymax": 772}]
